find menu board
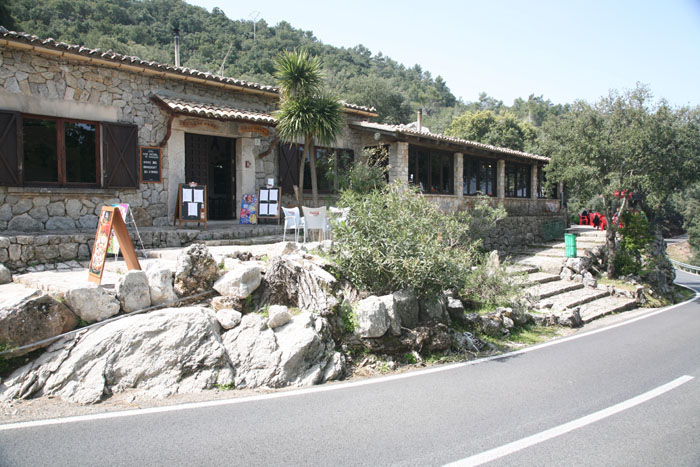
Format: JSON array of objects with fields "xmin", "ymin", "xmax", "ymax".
[
  {"xmin": 140, "ymin": 146, "xmax": 162, "ymax": 183},
  {"xmin": 175, "ymin": 184, "xmax": 208, "ymax": 229},
  {"xmin": 257, "ymin": 187, "xmax": 281, "ymax": 224}
]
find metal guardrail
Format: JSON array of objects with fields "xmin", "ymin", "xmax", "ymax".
[{"xmin": 669, "ymin": 258, "xmax": 700, "ymax": 275}]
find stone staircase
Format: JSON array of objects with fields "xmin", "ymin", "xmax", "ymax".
[{"xmin": 510, "ymin": 226, "xmax": 638, "ymax": 324}]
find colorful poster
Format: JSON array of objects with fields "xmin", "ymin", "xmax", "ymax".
[
  {"xmin": 107, "ymin": 204, "xmax": 129, "ymax": 255},
  {"xmin": 88, "ymin": 209, "xmax": 115, "ymax": 281},
  {"xmin": 239, "ymin": 194, "xmax": 258, "ymax": 224}
]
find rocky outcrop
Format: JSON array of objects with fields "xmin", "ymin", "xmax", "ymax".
[
  {"xmin": 221, "ymin": 312, "xmax": 345, "ymax": 389},
  {"xmin": 354, "ymin": 295, "xmax": 391, "ymax": 338},
  {"xmin": 116, "ymin": 270, "xmax": 151, "ymax": 313},
  {"xmin": 255, "ymin": 255, "xmax": 338, "ymax": 315},
  {"xmin": 65, "ymin": 286, "xmax": 120, "ymax": 323},
  {"xmin": 0, "ymin": 307, "xmax": 234, "ymax": 404},
  {"xmin": 146, "ymin": 264, "xmax": 178, "ymax": 306},
  {"xmin": 0, "ymin": 292, "xmax": 77, "ymax": 356},
  {"xmin": 213, "ymin": 264, "xmax": 262, "ymax": 299},
  {"xmin": 173, "ymin": 244, "xmax": 220, "ymax": 297}
]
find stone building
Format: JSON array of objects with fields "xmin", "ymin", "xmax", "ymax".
[{"xmin": 0, "ymin": 28, "xmax": 563, "ymax": 257}]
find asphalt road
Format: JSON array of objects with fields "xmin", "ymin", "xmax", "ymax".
[{"xmin": 2, "ymin": 272, "xmax": 700, "ymax": 467}]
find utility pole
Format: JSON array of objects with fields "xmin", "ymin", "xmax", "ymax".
[{"xmin": 249, "ymin": 11, "xmax": 260, "ymax": 41}]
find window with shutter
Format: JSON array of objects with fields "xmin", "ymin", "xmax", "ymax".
[
  {"xmin": 0, "ymin": 111, "xmax": 21, "ymax": 186},
  {"xmin": 103, "ymin": 122, "xmax": 139, "ymax": 188}
]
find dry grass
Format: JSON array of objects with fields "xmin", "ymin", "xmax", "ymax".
[{"xmin": 667, "ymin": 240, "xmax": 693, "ymax": 264}]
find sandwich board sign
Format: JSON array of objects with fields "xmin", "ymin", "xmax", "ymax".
[{"xmin": 88, "ymin": 206, "xmax": 141, "ymax": 284}]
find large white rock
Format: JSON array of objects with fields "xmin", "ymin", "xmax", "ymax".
[
  {"xmin": 267, "ymin": 305, "xmax": 292, "ymax": 329},
  {"xmin": 215, "ymin": 308, "xmax": 242, "ymax": 330},
  {"xmin": 0, "ymin": 264, "xmax": 12, "ymax": 285},
  {"xmin": 392, "ymin": 289, "xmax": 419, "ymax": 329},
  {"xmin": 0, "ymin": 292, "xmax": 77, "ymax": 356},
  {"xmin": 116, "ymin": 270, "xmax": 151, "ymax": 313},
  {"xmin": 213, "ymin": 264, "xmax": 262, "ymax": 299},
  {"xmin": 222, "ymin": 312, "xmax": 345, "ymax": 389},
  {"xmin": 146, "ymin": 264, "xmax": 178, "ymax": 306},
  {"xmin": 65, "ymin": 286, "xmax": 120, "ymax": 323},
  {"xmin": 354, "ymin": 295, "xmax": 390, "ymax": 338},
  {"xmin": 0, "ymin": 307, "xmax": 234, "ymax": 404}
]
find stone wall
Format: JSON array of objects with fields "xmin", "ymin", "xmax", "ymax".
[
  {"xmin": 0, "ymin": 225, "xmax": 281, "ymax": 272},
  {"xmin": 0, "ymin": 46, "xmax": 276, "ymax": 232},
  {"xmin": 482, "ymin": 214, "xmax": 566, "ymax": 253}
]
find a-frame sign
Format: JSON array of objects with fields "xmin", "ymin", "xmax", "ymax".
[{"xmin": 88, "ymin": 206, "xmax": 141, "ymax": 284}]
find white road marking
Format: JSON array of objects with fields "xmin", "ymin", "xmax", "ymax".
[
  {"xmin": 444, "ymin": 375, "xmax": 695, "ymax": 466},
  {"xmin": 0, "ymin": 289, "xmax": 696, "ymax": 432}
]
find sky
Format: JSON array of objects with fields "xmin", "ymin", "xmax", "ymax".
[{"xmin": 185, "ymin": 0, "xmax": 700, "ymax": 107}]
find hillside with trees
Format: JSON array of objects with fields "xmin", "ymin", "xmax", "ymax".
[{"xmin": 1, "ymin": 0, "xmax": 569, "ymax": 133}]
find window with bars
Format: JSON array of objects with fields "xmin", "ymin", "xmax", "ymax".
[
  {"xmin": 462, "ymin": 157, "xmax": 497, "ymax": 196},
  {"xmin": 408, "ymin": 145, "xmax": 453, "ymax": 194}
]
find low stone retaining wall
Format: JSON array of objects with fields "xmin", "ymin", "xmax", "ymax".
[
  {"xmin": 0, "ymin": 225, "xmax": 282, "ymax": 272},
  {"xmin": 483, "ymin": 214, "xmax": 566, "ymax": 253}
]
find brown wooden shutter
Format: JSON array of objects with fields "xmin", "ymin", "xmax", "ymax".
[
  {"xmin": 278, "ymin": 143, "xmax": 300, "ymax": 193},
  {"xmin": 103, "ymin": 122, "xmax": 138, "ymax": 188},
  {"xmin": 0, "ymin": 111, "xmax": 21, "ymax": 186}
]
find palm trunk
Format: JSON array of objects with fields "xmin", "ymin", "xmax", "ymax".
[
  {"xmin": 297, "ymin": 142, "xmax": 307, "ymax": 209},
  {"xmin": 307, "ymin": 137, "xmax": 318, "ymax": 206}
]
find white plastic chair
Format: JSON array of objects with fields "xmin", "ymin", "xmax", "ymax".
[
  {"xmin": 282, "ymin": 206, "xmax": 304, "ymax": 243},
  {"xmin": 327, "ymin": 206, "xmax": 350, "ymax": 240},
  {"xmin": 302, "ymin": 206, "xmax": 328, "ymax": 243}
]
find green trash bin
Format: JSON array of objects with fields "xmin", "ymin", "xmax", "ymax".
[{"xmin": 565, "ymin": 233, "xmax": 577, "ymax": 258}]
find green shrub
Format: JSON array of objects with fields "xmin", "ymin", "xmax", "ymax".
[
  {"xmin": 460, "ymin": 259, "xmax": 524, "ymax": 310},
  {"xmin": 615, "ymin": 210, "xmax": 654, "ymax": 275},
  {"xmin": 614, "ymin": 248, "xmax": 641, "ymax": 276},
  {"xmin": 332, "ymin": 182, "xmax": 505, "ymax": 300}
]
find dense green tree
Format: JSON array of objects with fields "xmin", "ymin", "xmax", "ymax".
[
  {"xmin": 274, "ymin": 49, "xmax": 343, "ymax": 207},
  {"xmin": 445, "ymin": 110, "xmax": 537, "ymax": 151},
  {"xmin": 540, "ymin": 85, "xmax": 700, "ymax": 277}
]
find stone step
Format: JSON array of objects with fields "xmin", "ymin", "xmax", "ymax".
[
  {"xmin": 579, "ymin": 296, "xmax": 638, "ymax": 323},
  {"xmin": 540, "ymin": 286, "xmax": 610, "ymax": 311},
  {"xmin": 526, "ymin": 280, "xmax": 584, "ymax": 299},
  {"xmin": 511, "ymin": 255, "xmax": 566, "ymax": 275},
  {"xmin": 545, "ymin": 241, "xmax": 605, "ymax": 249},
  {"xmin": 522, "ymin": 271, "xmax": 560, "ymax": 286},
  {"xmin": 506, "ymin": 264, "xmax": 540, "ymax": 275}
]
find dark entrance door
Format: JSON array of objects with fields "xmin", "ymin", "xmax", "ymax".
[{"xmin": 185, "ymin": 133, "xmax": 235, "ymax": 220}]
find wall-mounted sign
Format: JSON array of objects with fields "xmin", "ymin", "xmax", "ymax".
[
  {"xmin": 140, "ymin": 146, "xmax": 162, "ymax": 183},
  {"xmin": 239, "ymin": 124, "xmax": 270, "ymax": 137},
  {"xmin": 180, "ymin": 118, "xmax": 219, "ymax": 130}
]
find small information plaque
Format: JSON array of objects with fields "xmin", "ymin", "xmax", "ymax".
[{"xmin": 140, "ymin": 146, "xmax": 162, "ymax": 183}]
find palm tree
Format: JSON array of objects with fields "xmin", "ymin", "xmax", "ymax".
[{"xmin": 274, "ymin": 49, "xmax": 344, "ymax": 207}]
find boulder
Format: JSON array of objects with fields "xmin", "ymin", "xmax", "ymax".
[
  {"xmin": 557, "ymin": 308, "xmax": 583, "ymax": 328},
  {"xmin": 354, "ymin": 296, "xmax": 390, "ymax": 338},
  {"xmin": 213, "ymin": 264, "xmax": 262, "ymax": 299},
  {"xmin": 173, "ymin": 244, "xmax": 220, "ymax": 297},
  {"xmin": 65, "ymin": 286, "xmax": 120, "ymax": 323},
  {"xmin": 215, "ymin": 308, "xmax": 242, "ymax": 330},
  {"xmin": 0, "ymin": 292, "xmax": 77, "ymax": 356},
  {"xmin": 392, "ymin": 289, "xmax": 419, "ymax": 329},
  {"xmin": 0, "ymin": 264, "xmax": 11, "ymax": 284},
  {"xmin": 361, "ymin": 322, "xmax": 451, "ymax": 355},
  {"xmin": 486, "ymin": 250, "xmax": 501, "ymax": 272},
  {"xmin": 565, "ymin": 256, "xmax": 592, "ymax": 275},
  {"xmin": 221, "ymin": 312, "xmax": 345, "ymax": 389},
  {"xmin": 419, "ymin": 296, "xmax": 450, "ymax": 324},
  {"xmin": 267, "ymin": 305, "xmax": 292, "ymax": 329},
  {"xmin": 480, "ymin": 313, "xmax": 503, "ymax": 337},
  {"xmin": 444, "ymin": 292, "xmax": 466, "ymax": 324},
  {"xmin": 116, "ymin": 270, "xmax": 151, "ymax": 313},
  {"xmin": 256, "ymin": 255, "xmax": 338, "ymax": 316},
  {"xmin": 146, "ymin": 264, "xmax": 178, "ymax": 306},
  {"xmin": 0, "ymin": 307, "xmax": 234, "ymax": 404}
]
